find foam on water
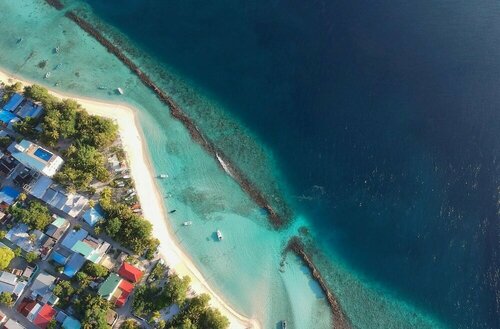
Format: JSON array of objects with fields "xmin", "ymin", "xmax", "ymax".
[{"xmin": 0, "ymin": 1, "xmax": 448, "ymax": 328}]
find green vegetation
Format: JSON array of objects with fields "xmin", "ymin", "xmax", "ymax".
[
  {"xmin": 13, "ymin": 117, "xmax": 38, "ymax": 140},
  {"xmin": 74, "ymin": 271, "xmax": 92, "ymax": 292},
  {"xmin": 120, "ymin": 319, "xmax": 141, "ymax": 329},
  {"xmin": 0, "ymin": 247, "xmax": 14, "ymax": 270},
  {"xmin": 0, "ymin": 230, "xmax": 6, "ymax": 240},
  {"xmin": 82, "ymin": 261, "xmax": 109, "ymax": 278},
  {"xmin": 47, "ymin": 319, "xmax": 57, "ymax": 329},
  {"xmin": 133, "ymin": 274, "xmax": 190, "ymax": 317},
  {"xmin": 0, "ymin": 292, "xmax": 13, "ymax": 306},
  {"xmin": 10, "ymin": 201, "xmax": 52, "ymax": 230},
  {"xmin": 0, "ymin": 136, "xmax": 12, "ymax": 148},
  {"xmin": 99, "ymin": 188, "xmax": 159, "ymax": 255},
  {"xmin": 75, "ymin": 294, "xmax": 111, "ymax": 329},
  {"xmin": 53, "ymin": 280, "xmax": 75, "ymax": 307},
  {"xmin": 25, "ymin": 251, "xmax": 39, "ymax": 264},
  {"xmin": 2, "ymin": 82, "xmax": 22, "ymax": 101},
  {"xmin": 22, "ymin": 84, "xmax": 118, "ymax": 192},
  {"xmin": 171, "ymin": 294, "xmax": 229, "ymax": 329},
  {"xmin": 148, "ymin": 261, "xmax": 167, "ymax": 282}
]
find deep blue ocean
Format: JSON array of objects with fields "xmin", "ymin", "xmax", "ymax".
[{"xmin": 78, "ymin": 0, "xmax": 499, "ymax": 328}]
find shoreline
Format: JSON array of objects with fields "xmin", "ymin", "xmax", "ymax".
[{"xmin": 0, "ymin": 69, "xmax": 261, "ymax": 329}]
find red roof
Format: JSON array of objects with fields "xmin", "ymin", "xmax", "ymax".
[
  {"xmin": 118, "ymin": 262, "xmax": 143, "ymax": 283},
  {"xmin": 115, "ymin": 280, "xmax": 134, "ymax": 307},
  {"xmin": 33, "ymin": 304, "xmax": 56, "ymax": 328}
]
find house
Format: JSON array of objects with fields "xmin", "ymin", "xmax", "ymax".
[
  {"xmin": 0, "ymin": 110, "xmax": 19, "ymax": 128},
  {"xmin": 45, "ymin": 216, "xmax": 70, "ymax": 241},
  {"xmin": 0, "ymin": 271, "xmax": 27, "ymax": 299},
  {"xmin": 6, "ymin": 224, "xmax": 33, "ymax": 252},
  {"xmin": 118, "ymin": 262, "xmax": 144, "ymax": 283},
  {"xmin": 98, "ymin": 273, "xmax": 134, "ymax": 307},
  {"xmin": 8, "ymin": 140, "xmax": 63, "ymax": 177},
  {"xmin": 28, "ymin": 176, "xmax": 88, "ymax": 218},
  {"xmin": 3, "ymin": 319, "xmax": 26, "ymax": 329},
  {"xmin": 0, "ymin": 186, "xmax": 20, "ymax": 206},
  {"xmin": 14, "ymin": 100, "xmax": 43, "ymax": 119},
  {"xmin": 61, "ymin": 229, "xmax": 110, "ymax": 264},
  {"xmin": 105, "ymin": 309, "xmax": 117, "ymax": 327},
  {"xmin": 33, "ymin": 304, "xmax": 56, "ymax": 329},
  {"xmin": 17, "ymin": 298, "xmax": 39, "ymax": 321},
  {"xmin": 63, "ymin": 253, "xmax": 85, "ymax": 278},
  {"xmin": 30, "ymin": 272, "xmax": 58, "ymax": 305},
  {"xmin": 0, "ymin": 155, "xmax": 19, "ymax": 176},
  {"xmin": 39, "ymin": 237, "xmax": 56, "ymax": 259},
  {"xmin": 2, "ymin": 93, "xmax": 24, "ymax": 112},
  {"xmin": 82, "ymin": 204, "xmax": 105, "ymax": 227}
]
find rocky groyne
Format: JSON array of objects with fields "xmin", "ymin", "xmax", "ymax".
[
  {"xmin": 286, "ymin": 237, "xmax": 351, "ymax": 329},
  {"xmin": 44, "ymin": 0, "xmax": 64, "ymax": 10}
]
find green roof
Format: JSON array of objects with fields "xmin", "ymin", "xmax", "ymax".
[
  {"xmin": 51, "ymin": 216, "xmax": 67, "ymax": 228},
  {"xmin": 71, "ymin": 240, "xmax": 94, "ymax": 258},
  {"xmin": 98, "ymin": 273, "xmax": 121, "ymax": 299}
]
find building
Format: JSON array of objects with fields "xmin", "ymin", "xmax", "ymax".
[
  {"xmin": 118, "ymin": 262, "xmax": 144, "ymax": 283},
  {"xmin": 3, "ymin": 319, "xmax": 26, "ymax": 329},
  {"xmin": 0, "ymin": 186, "xmax": 20, "ymax": 206},
  {"xmin": 30, "ymin": 272, "xmax": 58, "ymax": 305},
  {"xmin": 63, "ymin": 253, "xmax": 86, "ymax": 278},
  {"xmin": 6, "ymin": 223, "xmax": 33, "ymax": 252},
  {"xmin": 33, "ymin": 304, "xmax": 56, "ymax": 329},
  {"xmin": 0, "ymin": 271, "xmax": 27, "ymax": 299},
  {"xmin": 8, "ymin": 140, "xmax": 63, "ymax": 177},
  {"xmin": 2, "ymin": 93, "xmax": 24, "ymax": 112},
  {"xmin": 14, "ymin": 100, "xmax": 43, "ymax": 119},
  {"xmin": 45, "ymin": 215, "xmax": 70, "ymax": 240},
  {"xmin": 98, "ymin": 273, "xmax": 134, "ymax": 307},
  {"xmin": 0, "ymin": 110, "xmax": 19, "ymax": 128},
  {"xmin": 61, "ymin": 229, "xmax": 110, "ymax": 264},
  {"xmin": 82, "ymin": 204, "xmax": 105, "ymax": 227},
  {"xmin": 28, "ymin": 176, "xmax": 88, "ymax": 218}
]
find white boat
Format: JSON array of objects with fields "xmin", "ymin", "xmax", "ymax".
[
  {"xmin": 281, "ymin": 320, "xmax": 287, "ymax": 329},
  {"xmin": 44, "ymin": 72, "xmax": 51, "ymax": 79},
  {"xmin": 117, "ymin": 87, "xmax": 124, "ymax": 95},
  {"xmin": 216, "ymin": 230, "xmax": 223, "ymax": 241},
  {"xmin": 54, "ymin": 46, "xmax": 60, "ymax": 53},
  {"xmin": 183, "ymin": 221, "xmax": 192, "ymax": 226},
  {"xmin": 158, "ymin": 174, "xmax": 168, "ymax": 179}
]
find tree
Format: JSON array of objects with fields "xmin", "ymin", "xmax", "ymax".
[
  {"xmin": 18, "ymin": 192, "xmax": 27, "ymax": 202},
  {"xmin": 198, "ymin": 308, "xmax": 230, "ymax": 329},
  {"xmin": 25, "ymin": 251, "xmax": 39, "ymax": 263},
  {"xmin": 53, "ymin": 280, "xmax": 75, "ymax": 299},
  {"xmin": 0, "ymin": 292, "xmax": 13, "ymax": 306},
  {"xmin": 0, "ymin": 230, "xmax": 6, "ymax": 240},
  {"xmin": 78, "ymin": 294, "xmax": 111, "ymax": 329},
  {"xmin": 160, "ymin": 274, "xmax": 191, "ymax": 308},
  {"xmin": 75, "ymin": 271, "xmax": 92, "ymax": 291},
  {"xmin": 83, "ymin": 262, "xmax": 109, "ymax": 278},
  {"xmin": 13, "ymin": 247, "xmax": 22, "ymax": 257},
  {"xmin": 0, "ymin": 136, "xmax": 12, "ymax": 148},
  {"xmin": 0, "ymin": 247, "xmax": 14, "ymax": 270},
  {"xmin": 47, "ymin": 319, "xmax": 57, "ymax": 329},
  {"xmin": 156, "ymin": 320, "xmax": 167, "ymax": 329},
  {"xmin": 10, "ymin": 201, "xmax": 52, "ymax": 230},
  {"xmin": 13, "ymin": 117, "xmax": 39, "ymax": 139},
  {"xmin": 120, "ymin": 319, "xmax": 141, "ymax": 329}
]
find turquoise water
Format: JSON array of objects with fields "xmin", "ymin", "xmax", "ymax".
[{"xmin": 0, "ymin": 1, "xmax": 458, "ymax": 328}]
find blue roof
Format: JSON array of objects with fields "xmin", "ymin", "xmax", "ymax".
[
  {"xmin": 51, "ymin": 251, "xmax": 68, "ymax": 265},
  {"xmin": 0, "ymin": 110, "xmax": 17, "ymax": 124},
  {"xmin": 0, "ymin": 186, "xmax": 20, "ymax": 205},
  {"xmin": 63, "ymin": 253, "xmax": 86, "ymax": 278},
  {"xmin": 15, "ymin": 101, "xmax": 43, "ymax": 119},
  {"xmin": 2, "ymin": 93, "xmax": 24, "ymax": 112},
  {"xmin": 62, "ymin": 316, "xmax": 81, "ymax": 329},
  {"xmin": 61, "ymin": 229, "xmax": 88, "ymax": 249},
  {"xmin": 82, "ymin": 205, "xmax": 105, "ymax": 227}
]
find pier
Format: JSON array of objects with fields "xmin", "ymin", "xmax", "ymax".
[{"xmin": 286, "ymin": 237, "xmax": 351, "ymax": 329}]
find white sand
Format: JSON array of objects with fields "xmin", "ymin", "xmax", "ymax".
[{"xmin": 0, "ymin": 70, "xmax": 260, "ymax": 329}]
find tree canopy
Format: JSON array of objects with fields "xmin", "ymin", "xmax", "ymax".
[
  {"xmin": 76, "ymin": 294, "xmax": 111, "ymax": 329},
  {"xmin": 10, "ymin": 201, "xmax": 52, "ymax": 230},
  {"xmin": 0, "ymin": 247, "xmax": 14, "ymax": 270}
]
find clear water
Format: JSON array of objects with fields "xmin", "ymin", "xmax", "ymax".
[{"xmin": 1, "ymin": 1, "xmax": 498, "ymax": 329}]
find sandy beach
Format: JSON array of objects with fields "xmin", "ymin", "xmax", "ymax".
[{"xmin": 0, "ymin": 69, "xmax": 260, "ymax": 329}]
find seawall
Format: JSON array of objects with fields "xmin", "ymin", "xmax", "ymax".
[{"xmin": 286, "ymin": 237, "xmax": 351, "ymax": 329}]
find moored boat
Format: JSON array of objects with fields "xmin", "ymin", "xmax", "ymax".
[
  {"xmin": 216, "ymin": 229, "xmax": 223, "ymax": 241},
  {"xmin": 44, "ymin": 72, "xmax": 51, "ymax": 79},
  {"xmin": 281, "ymin": 320, "xmax": 287, "ymax": 329},
  {"xmin": 158, "ymin": 174, "xmax": 168, "ymax": 179},
  {"xmin": 117, "ymin": 87, "xmax": 124, "ymax": 95},
  {"xmin": 183, "ymin": 221, "xmax": 192, "ymax": 226}
]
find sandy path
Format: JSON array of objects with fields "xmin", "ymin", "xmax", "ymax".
[{"xmin": 0, "ymin": 69, "xmax": 260, "ymax": 329}]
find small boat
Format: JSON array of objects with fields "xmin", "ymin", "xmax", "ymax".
[
  {"xmin": 281, "ymin": 320, "xmax": 287, "ymax": 329},
  {"xmin": 16, "ymin": 37, "xmax": 23, "ymax": 44},
  {"xmin": 183, "ymin": 221, "xmax": 192, "ymax": 226},
  {"xmin": 158, "ymin": 174, "xmax": 168, "ymax": 179},
  {"xmin": 44, "ymin": 72, "xmax": 51, "ymax": 79},
  {"xmin": 54, "ymin": 46, "xmax": 60, "ymax": 53},
  {"xmin": 216, "ymin": 230, "xmax": 223, "ymax": 241},
  {"xmin": 117, "ymin": 87, "xmax": 124, "ymax": 95},
  {"xmin": 98, "ymin": 86, "xmax": 107, "ymax": 90},
  {"xmin": 169, "ymin": 209, "xmax": 177, "ymax": 214}
]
